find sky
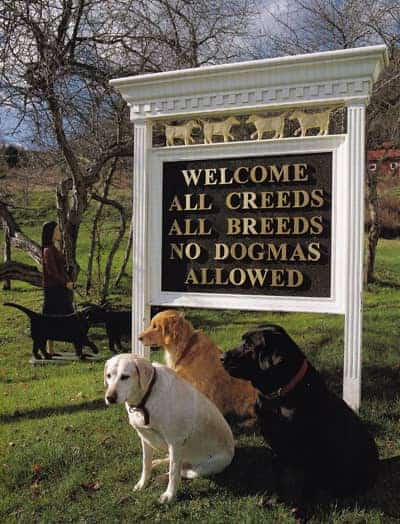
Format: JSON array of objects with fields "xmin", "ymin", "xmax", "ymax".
[{"xmin": 0, "ymin": 107, "xmax": 32, "ymax": 148}]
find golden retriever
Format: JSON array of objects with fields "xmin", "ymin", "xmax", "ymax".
[{"xmin": 138, "ymin": 310, "xmax": 257, "ymax": 420}]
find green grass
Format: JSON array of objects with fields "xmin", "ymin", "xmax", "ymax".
[{"xmin": 1, "ymin": 205, "xmax": 400, "ymax": 522}]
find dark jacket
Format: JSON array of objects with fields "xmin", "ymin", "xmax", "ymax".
[{"xmin": 42, "ymin": 245, "xmax": 69, "ymax": 288}]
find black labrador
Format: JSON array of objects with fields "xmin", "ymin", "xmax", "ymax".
[
  {"xmin": 84, "ymin": 304, "xmax": 131, "ymax": 353},
  {"xmin": 221, "ymin": 324, "xmax": 379, "ymax": 522},
  {"xmin": 4, "ymin": 302, "xmax": 99, "ymax": 360}
]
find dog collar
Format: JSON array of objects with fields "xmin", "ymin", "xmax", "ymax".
[
  {"xmin": 127, "ymin": 367, "xmax": 157, "ymax": 425},
  {"xmin": 264, "ymin": 359, "xmax": 308, "ymax": 400},
  {"xmin": 174, "ymin": 331, "xmax": 199, "ymax": 368}
]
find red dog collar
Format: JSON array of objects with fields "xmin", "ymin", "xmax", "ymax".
[{"xmin": 265, "ymin": 359, "xmax": 308, "ymax": 400}]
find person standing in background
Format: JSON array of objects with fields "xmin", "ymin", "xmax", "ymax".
[{"xmin": 41, "ymin": 221, "xmax": 74, "ymax": 356}]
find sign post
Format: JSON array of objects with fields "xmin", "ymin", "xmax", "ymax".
[{"xmin": 111, "ymin": 45, "xmax": 388, "ymax": 411}]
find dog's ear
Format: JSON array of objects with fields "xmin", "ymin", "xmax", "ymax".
[
  {"xmin": 134, "ymin": 357, "xmax": 154, "ymax": 393},
  {"xmin": 258, "ymin": 349, "xmax": 270, "ymax": 370},
  {"xmin": 162, "ymin": 314, "xmax": 183, "ymax": 345}
]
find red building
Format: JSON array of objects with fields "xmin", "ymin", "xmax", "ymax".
[{"xmin": 368, "ymin": 145, "xmax": 400, "ymax": 175}]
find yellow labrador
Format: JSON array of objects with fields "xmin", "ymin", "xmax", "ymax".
[{"xmin": 104, "ymin": 354, "xmax": 234, "ymax": 504}]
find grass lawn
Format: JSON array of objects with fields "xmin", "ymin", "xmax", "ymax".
[{"xmin": 1, "ymin": 218, "xmax": 400, "ymax": 522}]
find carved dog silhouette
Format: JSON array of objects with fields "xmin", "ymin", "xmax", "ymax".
[
  {"xmin": 289, "ymin": 109, "xmax": 335, "ymax": 137},
  {"xmin": 247, "ymin": 113, "xmax": 287, "ymax": 140},
  {"xmin": 164, "ymin": 120, "xmax": 201, "ymax": 146},
  {"xmin": 201, "ymin": 116, "xmax": 240, "ymax": 144}
]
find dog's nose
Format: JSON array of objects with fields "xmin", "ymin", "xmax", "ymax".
[{"xmin": 106, "ymin": 394, "xmax": 117, "ymax": 404}]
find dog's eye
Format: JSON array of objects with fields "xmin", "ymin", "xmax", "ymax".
[
  {"xmin": 120, "ymin": 374, "xmax": 130, "ymax": 380},
  {"xmin": 106, "ymin": 373, "xmax": 111, "ymax": 379}
]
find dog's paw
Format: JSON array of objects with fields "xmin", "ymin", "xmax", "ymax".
[
  {"xmin": 159, "ymin": 491, "xmax": 176, "ymax": 504},
  {"xmin": 133, "ymin": 479, "xmax": 148, "ymax": 491},
  {"xmin": 152, "ymin": 458, "xmax": 169, "ymax": 468}
]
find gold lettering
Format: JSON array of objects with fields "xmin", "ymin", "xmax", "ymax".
[
  {"xmin": 293, "ymin": 163, "xmax": 308, "ymax": 182},
  {"xmin": 293, "ymin": 190, "xmax": 310, "ymax": 208},
  {"xmin": 248, "ymin": 243, "xmax": 265, "ymax": 261},
  {"xmin": 168, "ymin": 219, "xmax": 183, "ymax": 236},
  {"xmin": 269, "ymin": 164, "xmax": 289, "ymax": 183},
  {"xmin": 231, "ymin": 242, "xmax": 247, "ymax": 260},
  {"xmin": 276, "ymin": 190, "xmax": 291, "ymax": 208},
  {"xmin": 289, "ymin": 243, "xmax": 307, "ymax": 261},
  {"xmin": 250, "ymin": 165, "xmax": 268, "ymax": 183},
  {"xmin": 242, "ymin": 192, "xmax": 258, "ymax": 209},
  {"xmin": 230, "ymin": 268, "xmax": 247, "ymax": 286},
  {"xmin": 219, "ymin": 167, "xmax": 233, "ymax": 185},
  {"xmin": 260, "ymin": 217, "xmax": 274, "ymax": 235},
  {"xmin": 184, "ymin": 218, "xmax": 212, "ymax": 235},
  {"xmin": 308, "ymin": 242, "xmax": 321, "ymax": 261},
  {"xmin": 260, "ymin": 192, "xmax": 274, "ymax": 208},
  {"xmin": 270, "ymin": 269, "xmax": 286, "ymax": 287},
  {"xmin": 169, "ymin": 195, "xmax": 183, "ymax": 211},
  {"xmin": 169, "ymin": 243, "xmax": 184, "ymax": 259},
  {"xmin": 233, "ymin": 166, "xmax": 249, "ymax": 184},
  {"xmin": 226, "ymin": 192, "xmax": 241, "ymax": 210},
  {"xmin": 185, "ymin": 268, "xmax": 199, "ymax": 284},
  {"xmin": 310, "ymin": 216, "xmax": 324, "ymax": 235},
  {"xmin": 215, "ymin": 268, "xmax": 229, "ymax": 285},
  {"xmin": 276, "ymin": 217, "xmax": 291, "ymax": 235},
  {"xmin": 214, "ymin": 243, "xmax": 229, "ymax": 260},
  {"xmin": 200, "ymin": 268, "xmax": 215, "ymax": 284},
  {"xmin": 181, "ymin": 169, "xmax": 203, "ymax": 186},
  {"xmin": 293, "ymin": 217, "xmax": 309, "ymax": 235},
  {"xmin": 227, "ymin": 218, "xmax": 241, "ymax": 235},
  {"xmin": 242, "ymin": 218, "xmax": 258, "ymax": 235},
  {"xmin": 247, "ymin": 268, "xmax": 269, "ymax": 286},
  {"xmin": 266, "ymin": 243, "xmax": 288, "ymax": 261},
  {"xmin": 204, "ymin": 168, "xmax": 218, "ymax": 185},
  {"xmin": 287, "ymin": 269, "xmax": 304, "ymax": 287},
  {"xmin": 311, "ymin": 189, "xmax": 324, "ymax": 208}
]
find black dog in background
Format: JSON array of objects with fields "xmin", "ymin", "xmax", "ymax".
[
  {"xmin": 4, "ymin": 303, "xmax": 99, "ymax": 360},
  {"xmin": 221, "ymin": 325, "xmax": 379, "ymax": 522},
  {"xmin": 84, "ymin": 304, "xmax": 131, "ymax": 353}
]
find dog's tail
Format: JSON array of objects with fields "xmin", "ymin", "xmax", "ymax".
[{"xmin": 3, "ymin": 302, "xmax": 39, "ymax": 319}]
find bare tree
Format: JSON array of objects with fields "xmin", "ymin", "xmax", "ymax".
[
  {"xmin": 262, "ymin": 0, "xmax": 400, "ymax": 282},
  {"xmin": 115, "ymin": 217, "xmax": 133, "ymax": 288},
  {"xmin": 0, "ymin": 0, "xmax": 256, "ymax": 292}
]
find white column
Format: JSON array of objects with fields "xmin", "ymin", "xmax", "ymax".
[
  {"xmin": 343, "ymin": 101, "xmax": 366, "ymax": 412},
  {"xmin": 131, "ymin": 118, "xmax": 151, "ymax": 358}
]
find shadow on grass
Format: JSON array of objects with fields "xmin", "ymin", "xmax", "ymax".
[
  {"xmin": 0, "ymin": 398, "xmax": 106, "ymax": 424},
  {"xmin": 214, "ymin": 447, "xmax": 400, "ymax": 521},
  {"xmin": 368, "ymin": 278, "xmax": 400, "ymax": 290},
  {"xmin": 320, "ymin": 365, "xmax": 400, "ymax": 402}
]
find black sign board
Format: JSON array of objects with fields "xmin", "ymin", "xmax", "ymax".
[{"xmin": 162, "ymin": 153, "xmax": 332, "ymax": 297}]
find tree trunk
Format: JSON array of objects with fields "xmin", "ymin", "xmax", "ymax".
[
  {"xmin": 90, "ymin": 193, "xmax": 127, "ymax": 302},
  {"xmin": 3, "ymin": 225, "xmax": 11, "ymax": 290},
  {"xmin": 365, "ymin": 168, "xmax": 380, "ymax": 284},
  {"xmin": 0, "ymin": 200, "xmax": 42, "ymax": 264},
  {"xmin": 86, "ymin": 160, "xmax": 117, "ymax": 294},
  {"xmin": 0, "ymin": 261, "xmax": 42, "ymax": 287},
  {"xmin": 115, "ymin": 217, "xmax": 133, "ymax": 287}
]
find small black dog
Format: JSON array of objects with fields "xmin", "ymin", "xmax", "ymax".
[
  {"xmin": 221, "ymin": 325, "xmax": 379, "ymax": 521},
  {"xmin": 4, "ymin": 302, "xmax": 99, "ymax": 360},
  {"xmin": 84, "ymin": 304, "xmax": 131, "ymax": 353}
]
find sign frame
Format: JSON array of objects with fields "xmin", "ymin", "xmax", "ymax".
[
  {"xmin": 149, "ymin": 136, "xmax": 346, "ymax": 314},
  {"xmin": 110, "ymin": 45, "xmax": 388, "ymax": 411}
]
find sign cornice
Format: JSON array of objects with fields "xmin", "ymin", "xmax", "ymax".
[{"xmin": 111, "ymin": 45, "xmax": 388, "ymax": 120}]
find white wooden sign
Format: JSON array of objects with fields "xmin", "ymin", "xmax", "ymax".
[{"xmin": 111, "ymin": 45, "xmax": 388, "ymax": 411}]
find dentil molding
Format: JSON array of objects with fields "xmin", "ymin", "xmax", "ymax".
[{"xmin": 110, "ymin": 45, "xmax": 388, "ymax": 120}]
